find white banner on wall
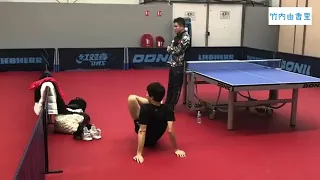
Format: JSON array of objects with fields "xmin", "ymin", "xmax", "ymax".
[
  {"xmin": 220, "ymin": 11, "xmax": 230, "ymax": 19},
  {"xmin": 268, "ymin": 7, "xmax": 312, "ymax": 25}
]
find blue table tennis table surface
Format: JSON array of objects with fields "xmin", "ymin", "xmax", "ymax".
[{"xmin": 188, "ymin": 61, "xmax": 320, "ymax": 86}]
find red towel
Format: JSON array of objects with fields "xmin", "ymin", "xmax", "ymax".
[{"xmin": 29, "ymin": 77, "xmax": 65, "ymax": 101}]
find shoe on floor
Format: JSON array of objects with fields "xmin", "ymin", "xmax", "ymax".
[
  {"xmin": 82, "ymin": 126, "xmax": 93, "ymax": 141},
  {"xmin": 90, "ymin": 125, "xmax": 102, "ymax": 140}
]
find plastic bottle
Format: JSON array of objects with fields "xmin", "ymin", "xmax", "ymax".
[{"xmin": 196, "ymin": 111, "xmax": 202, "ymax": 124}]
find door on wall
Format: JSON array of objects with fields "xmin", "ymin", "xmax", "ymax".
[
  {"xmin": 173, "ymin": 3, "xmax": 207, "ymax": 47},
  {"xmin": 208, "ymin": 4, "xmax": 243, "ymax": 47}
]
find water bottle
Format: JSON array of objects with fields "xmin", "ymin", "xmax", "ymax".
[{"xmin": 196, "ymin": 111, "xmax": 202, "ymax": 124}]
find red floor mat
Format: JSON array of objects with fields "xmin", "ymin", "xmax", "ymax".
[
  {"xmin": 0, "ymin": 72, "xmax": 40, "ymax": 180},
  {"xmin": 15, "ymin": 70, "xmax": 320, "ymax": 180}
]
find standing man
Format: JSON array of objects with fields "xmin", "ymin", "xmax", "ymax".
[{"xmin": 165, "ymin": 17, "xmax": 191, "ymax": 109}]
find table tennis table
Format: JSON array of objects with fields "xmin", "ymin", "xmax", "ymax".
[{"xmin": 183, "ymin": 59, "xmax": 320, "ymax": 130}]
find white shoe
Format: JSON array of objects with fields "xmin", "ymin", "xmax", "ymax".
[
  {"xmin": 82, "ymin": 127, "xmax": 93, "ymax": 141},
  {"xmin": 90, "ymin": 125, "xmax": 102, "ymax": 140}
]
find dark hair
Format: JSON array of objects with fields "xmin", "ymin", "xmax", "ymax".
[
  {"xmin": 39, "ymin": 70, "xmax": 52, "ymax": 80},
  {"xmin": 147, "ymin": 82, "xmax": 165, "ymax": 102},
  {"xmin": 173, "ymin": 17, "xmax": 185, "ymax": 27}
]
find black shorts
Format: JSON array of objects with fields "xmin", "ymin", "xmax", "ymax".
[{"xmin": 134, "ymin": 120, "xmax": 164, "ymax": 147}]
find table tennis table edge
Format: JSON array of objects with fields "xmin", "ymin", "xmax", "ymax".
[{"xmin": 191, "ymin": 71, "xmax": 320, "ymax": 91}]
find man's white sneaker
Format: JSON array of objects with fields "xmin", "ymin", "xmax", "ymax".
[
  {"xmin": 90, "ymin": 125, "xmax": 102, "ymax": 140},
  {"xmin": 82, "ymin": 127, "xmax": 93, "ymax": 141}
]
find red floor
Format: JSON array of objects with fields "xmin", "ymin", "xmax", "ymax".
[
  {"xmin": 0, "ymin": 72, "xmax": 41, "ymax": 180},
  {"xmin": 2, "ymin": 70, "xmax": 320, "ymax": 180}
]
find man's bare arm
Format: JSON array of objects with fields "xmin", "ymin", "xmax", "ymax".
[
  {"xmin": 137, "ymin": 125, "xmax": 147, "ymax": 155},
  {"xmin": 167, "ymin": 121, "xmax": 178, "ymax": 150},
  {"xmin": 135, "ymin": 96, "xmax": 149, "ymax": 105}
]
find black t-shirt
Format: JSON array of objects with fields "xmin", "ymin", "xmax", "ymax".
[{"xmin": 138, "ymin": 104, "xmax": 175, "ymax": 142}]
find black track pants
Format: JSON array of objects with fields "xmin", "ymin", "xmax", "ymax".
[{"xmin": 165, "ymin": 66, "xmax": 184, "ymax": 108}]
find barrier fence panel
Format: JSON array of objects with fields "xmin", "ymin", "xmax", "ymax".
[
  {"xmin": 0, "ymin": 49, "xmax": 55, "ymax": 72},
  {"xmin": 243, "ymin": 47, "xmax": 320, "ymax": 78},
  {"xmin": 127, "ymin": 47, "xmax": 243, "ymax": 69},
  {"xmin": 57, "ymin": 48, "xmax": 125, "ymax": 71},
  {"xmin": 42, "ymin": 94, "xmax": 63, "ymax": 175},
  {"xmin": 186, "ymin": 47, "xmax": 243, "ymax": 61},
  {"xmin": 13, "ymin": 107, "xmax": 46, "ymax": 180},
  {"xmin": 243, "ymin": 47, "xmax": 276, "ymax": 60},
  {"xmin": 276, "ymin": 52, "xmax": 320, "ymax": 78},
  {"xmin": 14, "ymin": 88, "xmax": 62, "ymax": 180},
  {"xmin": 128, "ymin": 48, "xmax": 170, "ymax": 69},
  {"xmin": 1, "ymin": 47, "xmax": 320, "ymax": 78}
]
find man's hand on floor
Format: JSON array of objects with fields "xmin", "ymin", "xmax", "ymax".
[
  {"xmin": 175, "ymin": 149, "xmax": 186, "ymax": 158},
  {"xmin": 133, "ymin": 154, "xmax": 144, "ymax": 163}
]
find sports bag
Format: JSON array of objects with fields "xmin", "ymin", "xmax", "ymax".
[{"xmin": 67, "ymin": 97, "xmax": 87, "ymax": 112}]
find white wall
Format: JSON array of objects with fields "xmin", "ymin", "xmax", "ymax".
[
  {"xmin": 0, "ymin": 0, "xmax": 139, "ymax": 4},
  {"xmin": 173, "ymin": 3, "xmax": 243, "ymax": 47},
  {"xmin": 208, "ymin": 4, "xmax": 242, "ymax": 46}
]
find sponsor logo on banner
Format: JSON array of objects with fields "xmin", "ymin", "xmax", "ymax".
[
  {"xmin": 275, "ymin": 52, "xmax": 318, "ymax": 77},
  {"xmin": 244, "ymin": 47, "xmax": 319, "ymax": 77},
  {"xmin": 198, "ymin": 54, "xmax": 234, "ymax": 61},
  {"xmin": 0, "ymin": 57, "xmax": 43, "ymax": 65},
  {"xmin": 128, "ymin": 47, "xmax": 242, "ymax": 69},
  {"xmin": 0, "ymin": 49, "xmax": 55, "ymax": 72},
  {"xmin": 76, "ymin": 53, "xmax": 109, "ymax": 67},
  {"xmin": 132, "ymin": 54, "xmax": 172, "ymax": 63},
  {"xmin": 128, "ymin": 48, "xmax": 170, "ymax": 69},
  {"xmin": 58, "ymin": 48, "xmax": 124, "ymax": 71},
  {"xmin": 280, "ymin": 60, "xmax": 311, "ymax": 76},
  {"xmin": 187, "ymin": 47, "xmax": 241, "ymax": 62}
]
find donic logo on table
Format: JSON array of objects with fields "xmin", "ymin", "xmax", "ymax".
[
  {"xmin": 0, "ymin": 57, "xmax": 42, "ymax": 65},
  {"xmin": 76, "ymin": 53, "xmax": 108, "ymax": 66}
]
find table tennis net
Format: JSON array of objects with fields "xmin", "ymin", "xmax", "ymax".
[{"xmin": 187, "ymin": 59, "xmax": 281, "ymax": 71}]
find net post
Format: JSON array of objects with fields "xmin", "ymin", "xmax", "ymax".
[{"xmin": 42, "ymin": 87, "xmax": 63, "ymax": 174}]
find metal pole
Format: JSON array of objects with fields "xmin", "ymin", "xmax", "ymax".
[{"xmin": 205, "ymin": 0, "xmax": 209, "ymax": 47}]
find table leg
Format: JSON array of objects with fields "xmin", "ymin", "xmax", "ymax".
[
  {"xmin": 227, "ymin": 91, "xmax": 236, "ymax": 130},
  {"xmin": 269, "ymin": 90, "xmax": 278, "ymax": 100},
  {"xmin": 290, "ymin": 89, "xmax": 299, "ymax": 127}
]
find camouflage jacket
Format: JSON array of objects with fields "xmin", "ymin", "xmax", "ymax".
[{"xmin": 167, "ymin": 31, "xmax": 191, "ymax": 67}]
